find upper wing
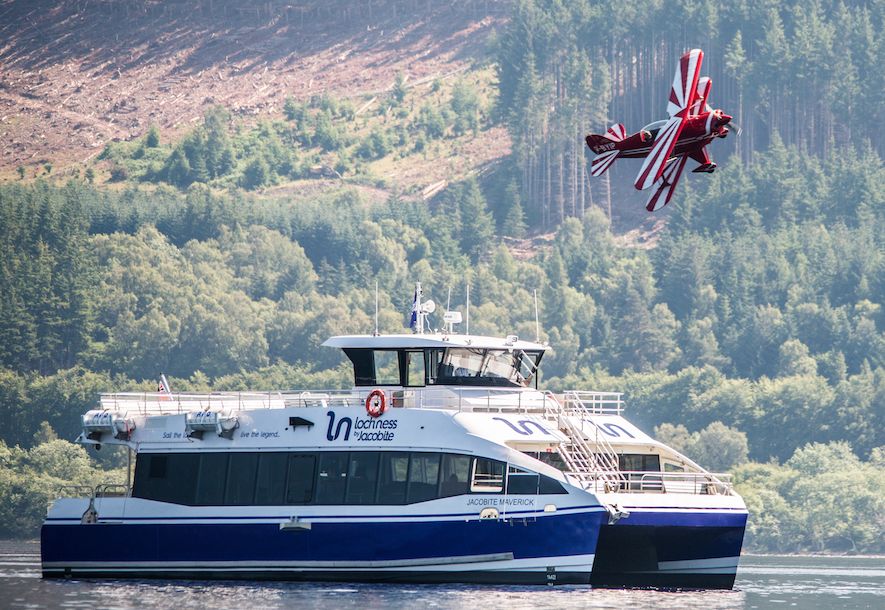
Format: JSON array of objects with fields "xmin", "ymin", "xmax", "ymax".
[
  {"xmin": 690, "ymin": 76, "xmax": 712, "ymax": 115},
  {"xmin": 667, "ymin": 49, "xmax": 704, "ymax": 118},
  {"xmin": 637, "ymin": 48, "xmax": 703, "ymax": 191},
  {"xmin": 634, "ymin": 116, "xmax": 683, "ymax": 190},
  {"xmin": 645, "ymin": 155, "xmax": 688, "ymax": 212}
]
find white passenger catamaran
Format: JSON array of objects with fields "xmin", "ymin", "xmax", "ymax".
[{"xmin": 41, "ymin": 285, "xmax": 746, "ymax": 587}]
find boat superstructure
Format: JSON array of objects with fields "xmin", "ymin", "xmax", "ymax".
[
  {"xmin": 41, "ymin": 332, "xmax": 611, "ymax": 585},
  {"xmin": 42, "ymin": 298, "xmax": 746, "ymax": 588}
]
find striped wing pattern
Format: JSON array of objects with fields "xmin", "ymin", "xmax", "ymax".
[
  {"xmin": 604, "ymin": 123, "xmax": 626, "ymax": 142},
  {"xmin": 645, "ymin": 156, "xmax": 688, "ymax": 212},
  {"xmin": 634, "ymin": 116, "xmax": 682, "ymax": 190},
  {"xmin": 667, "ymin": 49, "xmax": 703, "ymax": 118},
  {"xmin": 691, "ymin": 76, "xmax": 713, "ymax": 114},
  {"xmin": 590, "ymin": 150, "xmax": 619, "ymax": 176}
]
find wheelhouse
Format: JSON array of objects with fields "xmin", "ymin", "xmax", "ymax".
[{"xmin": 324, "ymin": 335, "xmax": 546, "ymax": 389}]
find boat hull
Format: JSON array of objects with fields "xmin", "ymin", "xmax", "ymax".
[
  {"xmin": 41, "ymin": 506, "xmax": 606, "ymax": 585},
  {"xmin": 590, "ymin": 510, "xmax": 747, "ymax": 589}
]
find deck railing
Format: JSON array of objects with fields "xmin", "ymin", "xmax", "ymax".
[
  {"xmin": 579, "ymin": 470, "xmax": 734, "ymax": 495},
  {"xmin": 57, "ymin": 483, "xmax": 130, "ymax": 499},
  {"xmin": 98, "ymin": 387, "xmax": 625, "ymax": 416}
]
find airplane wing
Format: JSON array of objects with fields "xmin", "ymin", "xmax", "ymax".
[
  {"xmin": 634, "ymin": 116, "xmax": 682, "ymax": 190},
  {"xmin": 667, "ymin": 49, "xmax": 704, "ymax": 118},
  {"xmin": 690, "ymin": 77, "xmax": 712, "ymax": 115},
  {"xmin": 636, "ymin": 49, "xmax": 703, "ymax": 191},
  {"xmin": 645, "ymin": 155, "xmax": 688, "ymax": 212}
]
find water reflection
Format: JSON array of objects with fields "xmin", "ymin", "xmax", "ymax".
[{"xmin": 4, "ymin": 542, "xmax": 883, "ymax": 610}]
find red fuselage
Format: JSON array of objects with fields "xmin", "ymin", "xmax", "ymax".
[{"xmin": 591, "ymin": 110, "xmax": 731, "ymax": 160}]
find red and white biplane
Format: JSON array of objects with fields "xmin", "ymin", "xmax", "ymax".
[{"xmin": 585, "ymin": 48, "xmax": 732, "ymax": 212}]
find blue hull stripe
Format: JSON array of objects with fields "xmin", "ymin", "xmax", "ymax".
[
  {"xmin": 612, "ymin": 510, "xmax": 748, "ymax": 528},
  {"xmin": 42, "ymin": 511, "xmax": 605, "ymax": 565}
]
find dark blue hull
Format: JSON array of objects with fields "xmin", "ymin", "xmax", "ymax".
[
  {"xmin": 42, "ymin": 509, "xmax": 606, "ymax": 585},
  {"xmin": 590, "ymin": 510, "xmax": 747, "ymax": 589}
]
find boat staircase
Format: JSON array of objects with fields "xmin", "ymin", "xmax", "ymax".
[{"xmin": 543, "ymin": 391, "xmax": 625, "ymax": 493}]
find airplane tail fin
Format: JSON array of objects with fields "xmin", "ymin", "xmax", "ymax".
[
  {"xmin": 586, "ymin": 123, "xmax": 626, "ymax": 176},
  {"xmin": 585, "ymin": 123, "xmax": 626, "ymax": 150}
]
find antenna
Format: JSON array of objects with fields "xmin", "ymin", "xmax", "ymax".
[
  {"xmin": 533, "ymin": 289, "xmax": 540, "ymax": 343},
  {"xmin": 442, "ymin": 286, "xmax": 462, "ymax": 334},
  {"xmin": 410, "ymin": 281, "xmax": 435, "ymax": 334},
  {"xmin": 374, "ymin": 281, "xmax": 379, "ymax": 336},
  {"xmin": 465, "ymin": 283, "xmax": 470, "ymax": 336}
]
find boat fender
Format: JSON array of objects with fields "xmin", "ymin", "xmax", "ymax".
[
  {"xmin": 365, "ymin": 389, "xmax": 386, "ymax": 418},
  {"xmin": 81, "ymin": 497, "xmax": 98, "ymax": 524}
]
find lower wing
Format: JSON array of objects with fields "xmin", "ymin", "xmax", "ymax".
[
  {"xmin": 645, "ymin": 155, "xmax": 688, "ymax": 212},
  {"xmin": 634, "ymin": 116, "xmax": 683, "ymax": 191}
]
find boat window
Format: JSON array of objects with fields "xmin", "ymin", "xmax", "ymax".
[
  {"xmin": 618, "ymin": 454, "xmax": 661, "ymax": 472},
  {"xmin": 619, "ymin": 453, "xmax": 663, "ymax": 492},
  {"xmin": 664, "ymin": 462, "xmax": 685, "ymax": 473},
  {"xmin": 408, "ymin": 453, "xmax": 441, "ymax": 503},
  {"xmin": 132, "ymin": 451, "xmax": 561, "ymax": 506},
  {"xmin": 538, "ymin": 474, "xmax": 568, "ymax": 494},
  {"xmin": 377, "ymin": 452, "xmax": 410, "ymax": 504},
  {"xmin": 522, "ymin": 451, "xmax": 568, "ymax": 472},
  {"xmin": 132, "ymin": 453, "xmax": 199, "ymax": 505},
  {"xmin": 434, "ymin": 348, "xmax": 523, "ymax": 387},
  {"xmin": 345, "ymin": 452, "xmax": 380, "ymax": 504},
  {"xmin": 471, "ymin": 457, "xmax": 505, "ymax": 493},
  {"xmin": 195, "ymin": 453, "xmax": 228, "ymax": 505},
  {"xmin": 285, "ymin": 454, "xmax": 316, "ymax": 504},
  {"xmin": 481, "ymin": 350, "xmax": 520, "ymax": 382},
  {"xmin": 374, "ymin": 350, "xmax": 400, "ymax": 385},
  {"xmin": 507, "ymin": 465, "xmax": 539, "ymax": 494},
  {"xmin": 439, "ymin": 454, "xmax": 471, "ymax": 497},
  {"xmin": 225, "ymin": 453, "xmax": 259, "ymax": 505},
  {"xmin": 316, "ymin": 452, "xmax": 349, "ymax": 504},
  {"xmin": 443, "ymin": 348, "xmax": 484, "ymax": 378},
  {"xmin": 255, "ymin": 452, "xmax": 288, "ymax": 505},
  {"xmin": 403, "ymin": 350, "xmax": 426, "ymax": 387},
  {"xmin": 345, "ymin": 349, "xmax": 375, "ymax": 385},
  {"xmin": 426, "ymin": 349, "xmax": 444, "ymax": 384}
]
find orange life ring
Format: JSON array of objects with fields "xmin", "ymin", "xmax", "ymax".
[{"xmin": 365, "ymin": 389, "xmax": 386, "ymax": 418}]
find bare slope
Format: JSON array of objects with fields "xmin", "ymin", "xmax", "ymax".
[{"xmin": 0, "ymin": 0, "xmax": 507, "ymax": 176}]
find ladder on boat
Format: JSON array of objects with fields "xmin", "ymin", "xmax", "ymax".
[{"xmin": 543, "ymin": 392, "xmax": 625, "ymax": 493}]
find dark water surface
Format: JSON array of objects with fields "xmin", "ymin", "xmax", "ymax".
[{"xmin": 3, "ymin": 541, "xmax": 883, "ymax": 609}]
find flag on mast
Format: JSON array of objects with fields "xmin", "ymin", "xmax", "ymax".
[
  {"xmin": 158, "ymin": 374, "xmax": 171, "ymax": 395},
  {"xmin": 409, "ymin": 283, "xmax": 422, "ymax": 332}
]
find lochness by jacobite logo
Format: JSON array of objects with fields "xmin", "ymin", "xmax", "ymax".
[{"xmin": 326, "ymin": 411, "xmax": 398, "ymax": 442}]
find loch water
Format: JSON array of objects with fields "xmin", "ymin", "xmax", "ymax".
[{"xmin": 2, "ymin": 541, "xmax": 883, "ymax": 609}]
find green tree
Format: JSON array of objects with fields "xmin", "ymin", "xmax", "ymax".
[
  {"xmin": 145, "ymin": 124, "xmax": 161, "ymax": 148},
  {"xmin": 454, "ymin": 177, "xmax": 494, "ymax": 262}
]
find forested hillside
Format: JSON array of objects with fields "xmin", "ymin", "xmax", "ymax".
[
  {"xmin": 496, "ymin": 0, "xmax": 885, "ymax": 223},
  {"xmin": 0, "ymin": 0, "xmax": 883, "ymax": 551}
]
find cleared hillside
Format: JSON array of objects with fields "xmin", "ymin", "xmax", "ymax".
[{"xmin": 0, "ymin": 0, "xmax": 507, "ymax": 178}]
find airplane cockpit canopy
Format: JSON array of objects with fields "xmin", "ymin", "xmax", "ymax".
[{"xmin": 641, "ymin": 119, "xmax": 668, "ymax": 142}]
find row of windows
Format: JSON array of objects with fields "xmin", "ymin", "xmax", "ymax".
[
  {"xmin": 343, "ymin": 348, "xmax": 542, "ymax": 388},
  {"xmin": 132, "ymin": 451, "xmax": 566, "ymax": 507}
]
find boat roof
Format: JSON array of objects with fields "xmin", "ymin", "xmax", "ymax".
[{"xmin": 322, "ymin": 333, "xmax": 549, "ymax": 352}]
